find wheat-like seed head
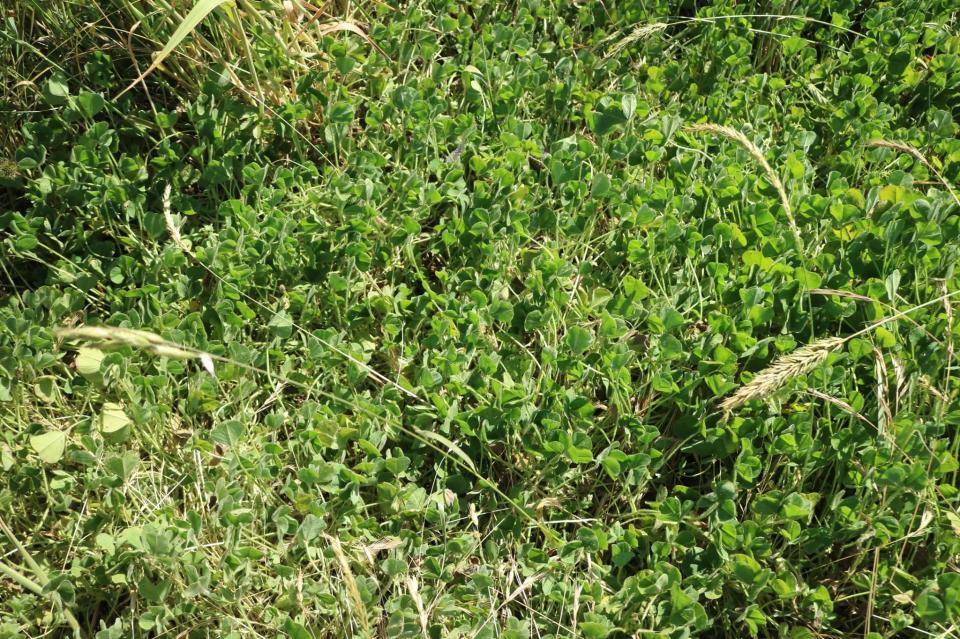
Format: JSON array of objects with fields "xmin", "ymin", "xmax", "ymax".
[
  {"xmin": 866, "ymin": 139, "xmax": 933, "ymax": 172},
  {"xmin": 721, "ymin": 336, "xmax": 845, "ymax": 413},
  {"xmin": 162, "ymin": 183, "xmax": 189, "ymax": 252},
  {"xmin": 606, "ymin": 22, "xmax": 668, "ymax": 58},
  {"xmin": 56, "ymin": 325, "xmax": 199, "ymax": 360},
  {"xmin": 686, "ymin": 123, "xmax": 802, "ymax": 250},
  {"xmin": 323, "ymin": 534, "xmax": 370, "ymax": 635}
]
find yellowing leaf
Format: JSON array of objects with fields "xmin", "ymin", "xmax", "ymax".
[
  {"xmin": 879, "ymin": 184, "xmax": 907, "ymax": 204},
  {"xmin": 33, "ymin": 376, "xmax": 59, "ymax": 403},
  {"xmin": 30, "ymin": 431, "xmax": 66, "ymax": 464},
  {"xmin": 75, "ymin": 347, "xmax": 105, "ymax": 375},
  {"xmin": 100, "ymin": 402, "xmax": 131, "ymax": 434},
  {"xmin": 946, "ymin": 511, "xmax": 960, "ymax": 536}
]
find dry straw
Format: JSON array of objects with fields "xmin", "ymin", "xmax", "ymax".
[
  {"xmin": 322, "ymin": 534, "xmax": 370, "ymax": 635},
  {"xmin": 604, "ymin": 22, "xmax": 668, "ymax": 59},
  {"xmin": 56, "ymin": 326, "xmax": 215, "ymax": 375},
  {"xmin": 161, "ymin": 184, "xmax": 187, "ymax": 252},
  {"xmin": 56, "ymin": 326, "xmax": 195, "ymax": 359},
  {"xmin": 686, "ymin": 123, "xmax": 803, "ymax": 251}
]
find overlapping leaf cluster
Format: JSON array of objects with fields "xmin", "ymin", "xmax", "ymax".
[{"xmin": 2, "ymin": 0, "xmax": 960, "ymax": 637}]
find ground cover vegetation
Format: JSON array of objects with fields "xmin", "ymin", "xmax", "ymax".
[{"xmin": 2, "ymin": 0, "xmax": 960, "ymax": 637}]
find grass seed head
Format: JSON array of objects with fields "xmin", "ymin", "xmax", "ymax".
[
  {"xmin": 56, "ymin": 326, "xmax": 201, "ymax": 360},
  {"xmin": 686, "ymin": 122, "xmax": 802, "ymax": 250},
  {"xmin": 721, "ymin": 336, "xmax": 846, "ymax": 413}
]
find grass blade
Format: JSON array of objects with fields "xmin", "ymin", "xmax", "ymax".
[{"xmin": 115, "ymin": 0, "xmax": 231, "ymax": 98}]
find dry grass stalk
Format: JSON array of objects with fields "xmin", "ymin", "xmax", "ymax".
[
  {"xmin": 56, "ymin": 325, "xmax": 216, "ymax": 375},
  {"xmin": 57, "ymin": 326, "xmax": 195, "ymax": 359},
  {"xmin": 323, "ymin": 534, "xmax": 370, "ymax": 635},
  {"xmin": 942, "ymin": 280, "xmax": 955, "ymax": 409},
  {"xmin": 502, "ymin": 572, "xmax": 544, "ymax": 607},
  {"xmin": 282, "ymin": 0, "xmax": 303, "ymax": 23},
  {"xmin": 808, "ymin": 288, "xmax": 874, "ymax": 302},
  {"xmin": 686, "ymin": 123, "xmax": 803, "ymax": 250},
  {"xmin": 161, "ymin": 183, "xmax": 187, "ymax": 252},
  {"xmin": 806, "ymin": 389, "xmax": 875, "ymax": 428},
  {"xmin": 407, "ymin": 576, "xmax": 429, "ymax": 636},
  {"xmin": 890, "ymin": 355, "xmax": 906, "ymax": 411},
  {"xmin": 918, "ymin": 375, "xmax": 949, "ymax": 403},
  {"xmin": 874, "ymin": 348, "xmax": 893, "ymax": 432},
  {"xmin": 866, "ymin": 139, "xmax": 960, "ymax": 209},
  {"xmin": 359, "ymin": 536, "xmax": 402, "ymax": 564},
  {"xmin": 720, "ymin": 336, "xmax": 845, "ymax": 413}
]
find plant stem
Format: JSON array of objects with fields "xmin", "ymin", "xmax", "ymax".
[
  {"xmin": 0, "ymin": 516, "xmax": 83, "ymax": 637},
  {"xmin": 846, "ymin": 289, "xmax": 960, "ymax": 342},
  {"xmin": 0, "ymin": 559, "xmax": 43, "ymax": 594}
]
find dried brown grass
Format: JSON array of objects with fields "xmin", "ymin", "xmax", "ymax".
[{"xmin": 323, "ymin": 534, "xmax": 370, "ymax": 635}]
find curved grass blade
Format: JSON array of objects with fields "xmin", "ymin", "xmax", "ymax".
[{"xmin": 115, "ymin": 0, "xmax": 230, "ymax": 99}]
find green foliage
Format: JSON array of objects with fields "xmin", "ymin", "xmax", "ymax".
[{"xmin": 3, "ymin": 0, "xmax": 960, "ymax": 637}]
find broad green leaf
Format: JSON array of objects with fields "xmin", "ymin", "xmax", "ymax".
[
  {"xmin": 106, "ymin": 452, "xmax": 140, "ymax": 480},
  {"xmin": 915, "ymin": 590, "xmax": 945, "ymax": 622},
  {"xmin": 268, "ymin": 311, "xmax": 294, "ymax": 338},
  {"xmin": 580, "ymin": 622, "xmax": 610, "ymax": 639},
  {"xmin": 33, "ymin": 376, "xmax": 58, "ymax": 403},
  {"xmin": 591, "ymin": 173, "xmax": 611, "ymax": 197},
  {"xmin": 885, "ymin": 269, "xmax": 901, "ymax": 302},
  {"xmin": 490, "ymin": 299, "xmax": 514, "ymax": 324},
  {"xmin": 621, "ymin": 93, "xmax": 637, "ymax": 120},
  {"xmin": 732, "ymin": 553, "xmax": 762, "ymax": 583},
  {"xmin": 781, "ymin": 493, "xmax": 815, "ymax": 521},
  {"xmin": 95, "ymin": 533, "xmax": 117, "ymax": 554},
  {"xmin": 283, "ymin": 620, "xmax": 313, "ymax": 639},
  {"xmin": 30, "ymin": 431, "xmax": 66, "ymax": 464},
  {"xmin": 211, "ymin": 420, "xmax": 244, "ymax": 446},
  {"xmin": 567, "ymin": 445, "xmax": 593, "ymax": 464},
  {"xmin": 380, "ymin": 557, "xmax": 408, "ymax": 577},
  {"xmin": 565, "ymin": 326, "xmax": 593, "ymax": 355},
  {"xmin": 42, "ymin": 72, "xmax": 70, "ymax": 106}
]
